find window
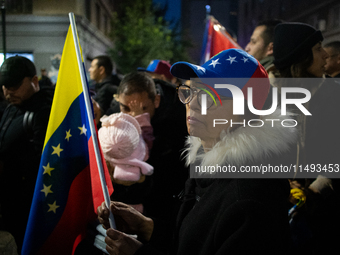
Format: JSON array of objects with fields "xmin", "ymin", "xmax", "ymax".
[
  {"xmin": 104, "ymin": 14, "xmax": 108, "ymax": 34},
  {"xmin": 330, "ymin": 5, "xmax": 340, "ymax": 29},
  {"xmin": 85, "ymin": 0, "xmax": 91, "ymax": 21},
  {"xmin": 0, "ymin": 52, "xmax": 34, "ymax": 67},
  {"xmin": 5, "ymin": 0, "xmax": 32, "ymax": 14},
  {"xmin": 96, "ymin": 3, "xmax": 101, "ymax": 29}
]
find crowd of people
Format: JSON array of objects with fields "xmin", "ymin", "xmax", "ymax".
[{"xmin": 1, "ymin": 19, "xmax": 340, "ymax": 255}]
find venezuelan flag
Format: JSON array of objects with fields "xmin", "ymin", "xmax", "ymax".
[
  {"xmin": 22, "ymin": 25, "xmax": 113, "ymax": 255},
  {"xmin": 200, "ymin": 16, "xmax": 242, "ymax": 65}
]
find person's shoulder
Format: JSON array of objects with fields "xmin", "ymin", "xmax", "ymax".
[
  {"xmin": 99, "ymin": 83, "xmax": 118, "ymax": 92},
  {"xmin": 153, "ymin": 79, "xmax": 176, "ymax": 92},
  {"xmin": 110, "ymin": 74, "xmax": 121, "ymax": 86},
  {"xmin": 104, "ymin": 75, "xmax": 120, "ymax": 87},
  {"xmin": 97, "ymin": 79, "xmax": 118, "ymax": 94},
  {"xmin": 38, "ymin": 87, "xmax": 54, "ymax": 103},
  {"xmin": 25, "ymin": 88, "xmax": 53, "ymax": 115},
  {"xmin": 1, "ymin": 103, "xmax": 17, "ymax": 116},
  {"xmin": 153, "ymin": 79, "xmax": 180, "ymax": 107}
]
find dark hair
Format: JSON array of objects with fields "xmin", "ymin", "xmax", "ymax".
[
  {"xmin": 257, "ymin": 19, "xmax": 283, "ymax": 46},
  {"xmin": 323, "ymin": 41, "xmax": 340, "ymax": 53},
  {"xmin": 275, "ymin": 50, "xmax": 315, "ymax": 102},
  {"xmin": 93, "ymin": 55, "xmax": 113, "ymax": 76},
  {"xmin": 278, "ymin": 50, "xmax": 314, "ymax": 78},
  {"xmin": 118, "ymin": 72, "xmax": 157, "ymax": 102}
]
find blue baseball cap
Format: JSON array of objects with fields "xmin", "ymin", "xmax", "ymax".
[
  {"xmin": 138, "ymin": 60, "xmax": 174, "ymax": 81},
  {"xmin": 170, "ymin": 48, "xmax": 270, "ymax": 110}
]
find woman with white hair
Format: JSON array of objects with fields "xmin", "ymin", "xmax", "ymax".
[{"xmin": 97, "ymin": 49, "xmax": 298, "ymax": 255}]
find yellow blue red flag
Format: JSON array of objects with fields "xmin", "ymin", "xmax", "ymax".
[{"xmin": 22, "ymin": 25, "xmax": 113, "ymax": 254}]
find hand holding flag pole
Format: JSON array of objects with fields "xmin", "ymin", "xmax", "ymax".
[
  {"xmin": 22, "ymin": 13, "xmax": 115, "ymax": 254},
  {"xmin": 68, "ymin": 12, "xmax": 116, "ymax": 229}
]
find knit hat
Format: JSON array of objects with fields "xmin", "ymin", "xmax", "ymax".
[
  {"xmin": 98, "ymin": 112, "xmax": 153, "ymax": 182},
  {"xmin": 170, "ymin": 48, "xmax": 270, "ymax": 110},
  {"xmin": 273, "ymin": 22, "xmax": 323, "ymax": 70},
  {"xmin": 138, "ymin": 59, "xmax": 174, "ymax": 81},
  {"xmin": 0, "ymin": 56, "xmax": 36, "ymax": 88}
]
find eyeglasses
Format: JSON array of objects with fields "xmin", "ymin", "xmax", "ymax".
[{"xmin": 177, "ymin": 84, "xmax": 216, "ymax": 109}]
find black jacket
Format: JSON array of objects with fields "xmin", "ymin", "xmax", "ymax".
[
  {"xmin": 93, "ymin": 75, "xmax": 119, "ymax": 115},
  {"xmin": 135, "ymin": 110, "xmax": 297, "ymax": 255},
  {"xmin": 0, "ymin": 87, "xmax": 54, "ymax": 249},
  {"xmin": 175, "ymin": 178, "xmax": 291, "ymax": 255},
  {"xmin": 305, "ymin": 79, "xmax": 340, "ymax": 169},
  {"xmin": 137, "ymin": 177, "xmax": 292, "ymax": 255}
]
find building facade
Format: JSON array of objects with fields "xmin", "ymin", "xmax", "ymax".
[
  {"xmin": 238, "ymin": 0, "xmax": 340, "ymax": 48},
  {"xmin": 0, "ymin": 0, "xmax": 115, "ymax": 84}
]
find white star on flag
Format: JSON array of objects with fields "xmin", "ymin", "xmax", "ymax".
[
  {"xmin": 196, "ymin": 66, "xmax": 206, "ymax": 73},
  {"xmin": 208, "ymin": 59, "xmax": 221, "ymax": 68},
  {"xmin": 78, "ymin": 124, "xmax": 87, "ymax": 135},
  {"xmin": 241, "ymin": 57, "xmax": 249, "ymax": 63},
  {"xmin": 226, "ymin": 56, "xmax": 237, "ymax": 64}
]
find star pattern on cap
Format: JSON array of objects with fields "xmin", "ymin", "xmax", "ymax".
[
  {"xmin": 209, "ymin": 59, "xmax": 221, "ymax": 68},
  {"xmin": 241, "ymin": 57, "xmax": 249, "ymax": 63},
  {"xmin": 226, "ymin": 56, "xmax": 237, "ymax": 64},
  {"xmin": 196, "ymin": 66, "xmax": 206, "ymax": 73}
]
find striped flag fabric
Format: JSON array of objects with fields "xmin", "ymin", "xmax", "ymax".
[
  {"xmin": 200, "ymin": 16, "xmax": 242, "ymax": 65},
  {"xmin": 21, "ymin": 24, "xmax": 113, "ymax": 255}
]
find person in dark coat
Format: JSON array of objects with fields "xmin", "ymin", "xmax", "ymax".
[
  {"xmin": 38, "ymin": 68, "xmax": 53, "ymax": 88},
  {"xmin": 97, "ymin": 49, "xmax": 297, "ymax": 255},
  {"xmin": 88, "ymin": 55, "xmax": 120, "ymax": 116},
  {"xmin": 0, "ymin": 56, "xmax": 53, "ymax": 251},
  {"xmin": 273, "ymin": 22, "xmax": 340, "ymax": 254}
]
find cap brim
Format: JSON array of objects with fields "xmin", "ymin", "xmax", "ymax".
[
  {"xmin": 170, "ymin": 61, "xmax": 219, "ymax": 80},
  {"xmin": 137, "ymin": 67, "xmax": 148, "ymax": 72},
  {"xmin": 170, "ymin": 62, "xmax": 198, "ymax": 80},
  {"xmin": 0, "ymin": 75, "xmax": 23, "ymax": 88}
]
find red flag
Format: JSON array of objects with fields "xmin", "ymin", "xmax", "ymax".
[{"xmin": 201, "ymin": 16, "xmax": 242, "ymax": 65}]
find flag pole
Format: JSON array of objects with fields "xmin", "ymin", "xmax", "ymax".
[{"xmin": 68, "ymin": 12, "xmax": 116, "ymax": 229}]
